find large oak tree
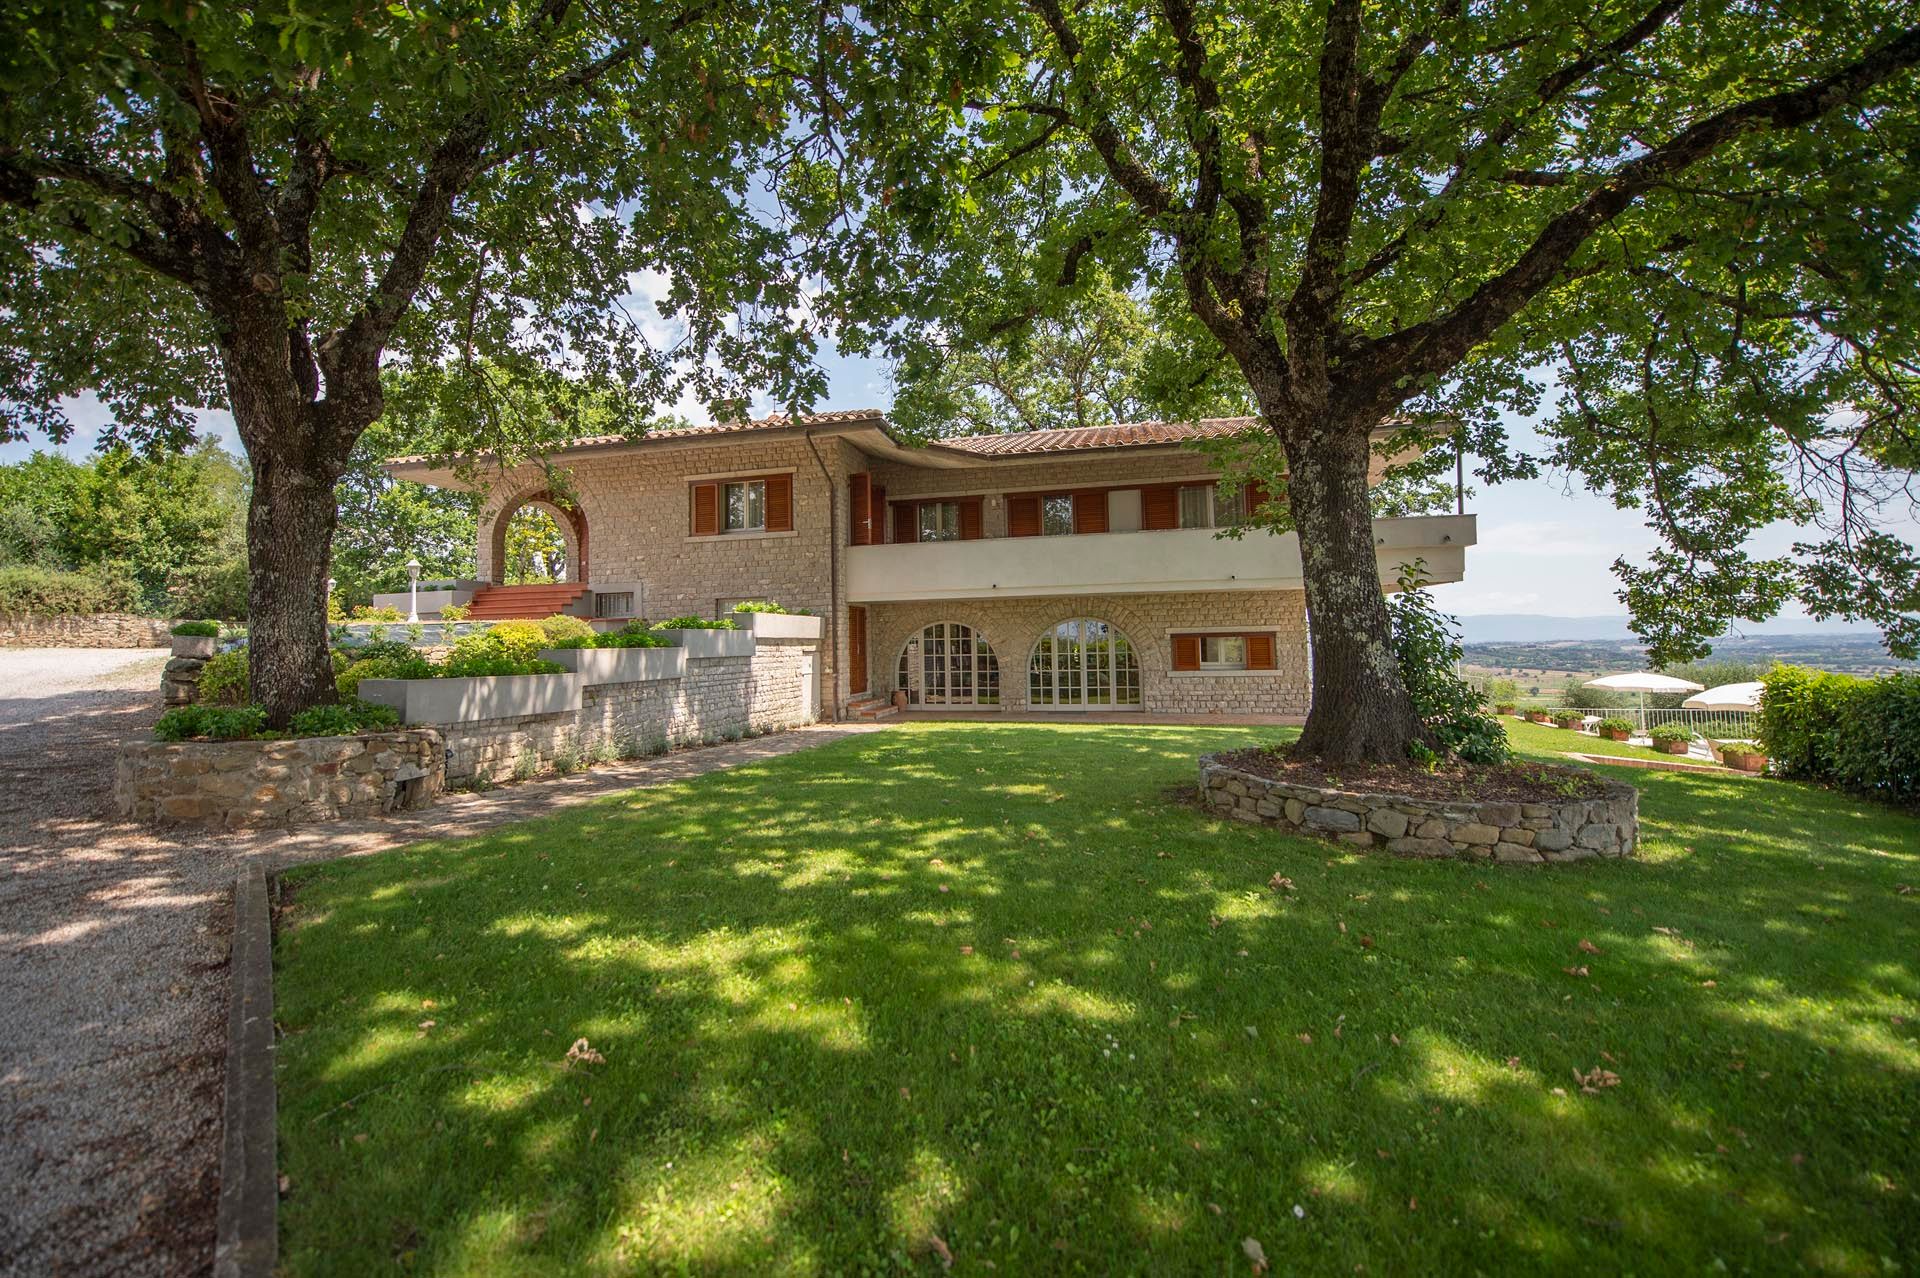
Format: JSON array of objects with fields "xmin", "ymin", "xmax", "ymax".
[
  {"xmin": 814, "ymin": 0, "xmax": 1920, "ymax": 760},
  {"xmin": 0, "ymin": 1, "xmax": 821, "ymax": 723}
]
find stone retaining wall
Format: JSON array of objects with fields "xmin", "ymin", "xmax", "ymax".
[
  {"xmin": 441, "ymin": 645, "xmax": 814, "ymax": 784},
  {"xmin": 114, "ymin": 730, "xmax": 444, "ymax": 828},
  {"xmin": 1, "ymin": 612, "xmax": 172, "ymax": 648},
  {"xmin": 1198, "ymin": 754, "xmax": 1637, "ymax": 863}
]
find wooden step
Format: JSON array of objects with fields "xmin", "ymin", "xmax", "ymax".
[{"xmin": 466, "ymin": 584, "xmax": 589, "ymax": 620}]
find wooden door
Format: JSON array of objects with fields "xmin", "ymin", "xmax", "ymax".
[{"xmin": 848, "ymin": 606, "xmax": 868, "ymax": 695}]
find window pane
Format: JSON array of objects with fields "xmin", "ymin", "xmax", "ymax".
[
  {"xmin": 723, "ymin": 481, "xmax": 767, "ymax": 531},
  {"xmin": 1041, "ymin": 494, "xmax": 1074, "ymax": 536},
  {"xmin": 1213, "ymin": 482, "xmax": 1244, "ymax": 527},
  {"xmin": 1201, "ymin": 635, "xmax": 1246, "ymax": 667},
  {"xmin": 1178, "ymin": 485, "xmax": 1211, "ymax": 528},
  {"xmin": 919, "ymin": 501, "xmax": 960, "ymax": 542}
]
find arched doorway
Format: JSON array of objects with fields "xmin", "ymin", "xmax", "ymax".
[
  {"xmin": 484, "ymin": 489, "xmax": 588, "ymax": 585},
  {"xmin": 1028, "ymin": 618, "xmax": 1142, "ymax": 710},
  {"xmin": 897, "ymin": 622, "xmax": 1000, "ymax": 707}
]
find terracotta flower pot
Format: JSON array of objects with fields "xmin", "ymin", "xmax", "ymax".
[
  {"xmin": 1601, "ymin": 728, "xmax": 1631, "ymax": 742},
  {"xmin": 1657, "ymin": 738, "xmax": 1689, "ymax": 755}
]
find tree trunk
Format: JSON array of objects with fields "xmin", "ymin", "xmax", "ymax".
[
  {"xmin": 1281, "ymin": 425, "xmax": 1433, "ymax": 762},
  {"xmin": 243, "ymin": 437, "xmax": 343, "ymax": 727}
]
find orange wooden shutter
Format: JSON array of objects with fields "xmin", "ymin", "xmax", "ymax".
[
  {"xmin": 958, "ymin": 496, "xmax": 984, "ymax": 541},
  {"xmin": 892, "ymin": 501, "xmax": 917, "ymax": 544},
  {"xmin": 691, "ymin": 482, "xmax": 719, "ymax": 536},
  {"xmin": 849, "ymin": 473, "xmax": 871, "ymax": 546},
  {"xmin": 871, "ymin": 486, "xmax": 886, "ymax": 541},
  {"xmin": 1007, "ymin": 494, "xmax": 1041, "ymax": 537},
  {"xmin": 764, "ymin": 473, "xmax": 793, "ymax": 532},
  {"xmin": 848, "ymin": 606, "xmax": 868, "ymax": 694},
  {"xmin": 1142, "ymin": 484, "xmax": 1179, "ymax": 530},
  {"xmin": 1245, "ymin": 632, "xmax": 1277, "ymax": 670},
  {"xmin": 1172, "ymin": 634, "xmax": 1202, "ymax": 672},
  {"xmin": 1072, "ymin": 489, "xmax": 1108, "ymax": 534},
  {"xmin": 1245, "ymin": 480, "xmax": 1270, "ymax": 517}
]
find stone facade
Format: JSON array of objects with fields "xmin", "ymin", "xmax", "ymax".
[
  {"xmin": 114, "ymin": 730, "xmax": 444, "ymax": 828},
  {"xmin": 869, "ymin": 591, "xmax": 1310, "ymax": 715},
  {"xmin": 1198, "ymin": 754, "xmax": 1638, "ymax": 863},
  {"xmin": 440, "ymin": 642, "xmax": 816, "ymax": 785},
  {"xmin": 1, "ymin": 612, "xmax": 172, "ymax": 648}
]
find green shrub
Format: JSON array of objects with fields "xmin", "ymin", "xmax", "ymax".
[
  {"xmin": 351, "ymin": 604, "xmax": 404, "ymax": 621},
  {"xmin": 539, "ymin": 613, "xmax": 595, "ymax": 644},
  {"xmin": 652, "ymin": 615, "xmax": 738, "ymax": 631},
  {"xmin": 1386, "ymin": 567, "xmax": 1510, "ymax": 766},
  {"xmin": 170, "ymin": 619, "xmax": 219, "ymax": 637},
  {"xmin": 549, "ymin": 628, "xmax": 671, "ymax": 650},
  {"xmin": 439, "ymin": 602, "xmax": 470, "ymax": 621},
  {"xmin": 1819, "ymin": 671, "xmax": 1920, "ymax": 805},
  {"xmin": 197, "ymin": 649, "xmax": 251, "ymax": 705},
  {"xmin": 1598, "ymin": 717, "xmax": 1635, "ymax": 734},
  {"xmin": 482, "ymin": 619, "xmax": 552, "ymax": 661},
  {"xmin": 335, "ymin": 651, "xmax": 433, "ymax": 696},
  {"xmin": 730, "ymin": 600, "xmax": 795, "ymax": 615},
  {"xmin": 0, "ymin": 564, "xmax": 140, "ymax": 616},
  {"xmin": 153, "ymin": 704, "xmax": 267, "ymax": 742},
  {"xmin": 1758, "ymin": 663, "xmax": 1870, "ymax": 781},
  {"xmin": 1648, "ymin": 722, "xmax": 1692, "ymax": 745},
  {"xmin": 287, "ymin": 700, "xmax": 401, "ymax": 738}
]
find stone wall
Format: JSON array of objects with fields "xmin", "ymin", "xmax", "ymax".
[
  {"xmin": 1, "ymin": 613, "xmax": 172, "ymax": 648},
  {"xmin": 869, "ymin": 591, "xmax": 1311, "ymax": 716},
  {"xmin": 114, "ymin": 730, "xmax": 444, "ymax": 829},
  {"xmin": 1198, "ymin": 754, "xmax": 1638, "ymax": 863},
  {"xmin": 440, "ymin": 643, "xmax": 816, "ymax": 784}
]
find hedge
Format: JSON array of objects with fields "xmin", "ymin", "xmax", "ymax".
[
  {"xmin": 1758, "ymin": 664, "xmax": 1920, "ymax": 806},
  {"xmin": 0, "ymin": 564, "xmax": 139, "ymax": 616}
]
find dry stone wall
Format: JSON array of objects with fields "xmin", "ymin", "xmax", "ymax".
[
  {"xmin": 1, "ymin": 613, "xmax": 172, "ymax": 648},
  {"xmin": 1198, "ymin": 754, "xmax": 1638, "ymax": 863},
  {"xmin": 114, "ymin": 731, "xmax": 444, "ymax": 829}
]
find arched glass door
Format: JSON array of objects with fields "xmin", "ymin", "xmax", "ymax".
[
  {"xmin": 1028, "ymin": 618, "xmax": 1142, "ymax": 710},
  {"xmin": 897, "ymin": 623, "xmax": 1000, "ymax": 706}
]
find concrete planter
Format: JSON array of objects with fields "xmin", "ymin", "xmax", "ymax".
[
  {"xmin": 739, "ymin": 612, "xmax": 822, "ymax": 641},
  {"xmin": 538, "ymin": 645, "xmax": 686, "ymax": 685},
  {"xmin": 171, "ymin": 634, "xmax": 218, "ymax": 659},
  {"xmin": 655, "ymin": 627, "xmax": 756, "ymax": 659},
  {"xmin": 357, "ymin": 672, "xmax": 583, "ymax": 724}
]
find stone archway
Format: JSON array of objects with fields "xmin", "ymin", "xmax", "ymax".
[{"xmin": 479, "ymin": 489, "xmax": 589, "ymax": 586}]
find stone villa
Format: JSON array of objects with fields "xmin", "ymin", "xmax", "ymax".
[{"xmin": 384, "ymin": 410, "xmax": 1475, "ymax": 720}]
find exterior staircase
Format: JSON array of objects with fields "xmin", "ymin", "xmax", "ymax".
[
  {"xmin": 845, "ymin": 692, "xmax": 899, "ymax": 721},
  {"xmin": 464, "ymin": 583, "xmax": 590, "ymax": 621}
]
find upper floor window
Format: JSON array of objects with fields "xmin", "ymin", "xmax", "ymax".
[
  {"xmin": 918, "ymin": 501, "xmax": 962, "ymax": 542},
  {"xmin": 724, "ymin": 480, "xmax": 766, "ymax": 532},
  {"xmin": 1041, "ymin": 494, "xmax": 1074, "ymax": 536},
  {"xmin": 1179, "ymin": 482, "xmax": 1246, "ymax": 529}
]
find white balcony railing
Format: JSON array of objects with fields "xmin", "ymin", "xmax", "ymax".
[{"xmin": 846, "ymin": 513, "xmax": 1476, "ymax": 603}]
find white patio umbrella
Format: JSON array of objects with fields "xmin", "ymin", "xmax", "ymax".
[
  {"xmin": 1682, "ymin": 681, "xmax": 1763, "ymax": 712},
  {"xmin": 1582, "ymin": 672, "xmax": 1707, "ymax": 728}
]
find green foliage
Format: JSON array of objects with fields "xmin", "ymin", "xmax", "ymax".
[
  {"xmin": 335, "ymin": 651, "xmax": 434, "ymax": 697},
  {"xmin": 730, "ymin": 600, "xmax": 792, "ymax": 615},
  {"xmin": 0, "ymin": 563, "xmax": 138, "ymax": 616},
  {"xmin": 1552, "ymin": 712, "xmax": 1584, "ymax": 727},
  {"xmin": 1760, "ymin": 664, "xmax": 1919, "ymax": 803},
  {"xmin": 1386, "ymin": 571, "xmax": 1510, "ymax": 766},
  {"xmin": 438, "ymin": 603, "xmax": 471, "ymax": 622},
  {"xmin": 1482, "ymin": 677, "xmax": 1520, "ymax": 706},
  {"xmin": 170, "ymin": 619, "xmax": 219, "ymax": 637},
  {"xmin": 652, "ymin": 616, "xmax": 738, "ymax": 631},
  {"xmin": 504, "ymin": 507, "xmax": 567, "ymax": 585},
  {"xmin": 1830, "ymin": 674, "xmax": 1920, "ymax": 805},
  {"xmin": 327, "ymin": 413, "xmax": 477, "ymax": 614},
  {"xmin": 439, "ymin": 627, "xmax": 564, "ymax": 679},
  {"xmin": 477, "ymin": 621, "xmax": 552, "ymax": 662},
  {"xmin": 351, "ymin": 605, "xmax": 404, "ymax": 622},
  {"xmin": 153, "ymin": 704, "xmax": 267, "ymax": 742},
  {"xmin": 1649, "ymin": 723, "xmax": 1694, "ymax": 745},
  {"xmin": 538, "ymin": 614, "xmax": 595, "ymax": 645},
  {"xmin": 287, "ymin": 700, "xmax": 401, "ymax": 739},
  {"xmin": 196, "ymin": 649, "xmax": 251, "ymax": 706},
  {"xmin": 548, "ymin": 629, "xmax": 671, "ymax": 651},
  {"xmin": 1598, "ymin": 717, "xmax": 1636, "ymax": 734}
]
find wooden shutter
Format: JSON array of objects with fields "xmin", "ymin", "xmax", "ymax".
[
  {"xmin": 871, "ymin": 486, "xmax": 887, "ymax": 542},
  {"xmin": 1142, "ymin": 484, "xmax": 1179, "ymax": 531},
  {"xmin": 892, "ymin": 501, "xmax": 917, "ymax": 544},
  {"xmin": 1245, "ymin": 480, "xmax": 1270, "ymax": 518},
  {"xmin": 849, "ymin": 473, "xmax": 871, "ymax": 546},
  {"xmin": 1008, "ymin": 494, "xmax": 1041, "ymax": 537},
  {"xmin": 690, "ymin": 482, "xmax": 719, "ymax": 536},
  {"xmin": 764, "ymin": 473, "xmax": 793, "ymax": 532},
  {"xmin": 1172, "ymin": 634, "xmax": 1202, "ymax": 672},
  {"xmin": 848, "ymin": 606, "xmax": 868, "ymax": 694},
  {"xmin": 1072, "ymin": 489, "xmax": 1108, "ymax": 534},
  {"xmin": 1244, "ymin": 632, "xmax": 1277, "ymax": 670},
  {"xmin": 958, "ymin": 496, "xmax": 984, "ymax": 541}
]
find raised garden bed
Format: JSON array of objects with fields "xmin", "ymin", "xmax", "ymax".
[
  {"xmin": 115, "ymin": 729, "xmax": 443, "ymax": 827},
  {"xmin": 737, "ymin": 611, "xmax": 822, "ymax": 641},
  {"xmin": 357, "ymin": 672, "xmax": 583, "ymax": 724},
  {"xmin": 1199, "ymin": 748, "xmax": 1637, "ymax": 863},
  {"xmin": 539, "ymin": 645, "xmax": 686, "ymax": 684},
  {"xmin": 654, "ymin": 628, "xmax": 756, "ymax": 658}
]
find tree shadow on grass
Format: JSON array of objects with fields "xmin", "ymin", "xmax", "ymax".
[{"xmin": 271, "ymin": 724, "xmax": 1920, "ymax": 1276}]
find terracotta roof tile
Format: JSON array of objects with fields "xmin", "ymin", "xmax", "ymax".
[
  {"xmin": 934, "ymin": 417, "xmax": 1260, "ymax": 456},
  {"xmin": 385, "ymin": 408, "xmax": 889, "ymax": 466}
]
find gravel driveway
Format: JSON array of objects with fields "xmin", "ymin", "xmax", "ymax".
[{"xmin": 0, "ymin": 649, "xmax": 881, "ymax": 1276}]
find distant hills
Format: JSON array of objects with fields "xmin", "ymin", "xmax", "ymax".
[{"xmin": 1453, "ymin": 613, "xmax": 1883, "ymax": 645}]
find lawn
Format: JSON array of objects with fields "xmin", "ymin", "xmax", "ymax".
[{"xmin": 273, "ymin": 721, "xmax": 1919, "ymax": 1276}]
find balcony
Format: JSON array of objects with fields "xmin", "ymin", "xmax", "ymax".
[{"xmin": 846, "ymin": 513, "xmax": 1476, "ymax": 604}]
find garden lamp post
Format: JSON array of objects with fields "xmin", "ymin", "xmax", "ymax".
[{"xmin": 406, "ymin": 557, "xmax": 421, "ymax": 623}]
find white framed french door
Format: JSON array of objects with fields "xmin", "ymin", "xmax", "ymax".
[
  {"xmin": 1027, "ymin": 618, "xmax": 1142, "ymax": 711},
  {"xmin": 898, "ymin": 622, "xmax": 1000, "ymax": 706}
]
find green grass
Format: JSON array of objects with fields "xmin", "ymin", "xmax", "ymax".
[{"xmin": 273, "ymin": 721, "xmax": 1920, "ymax": 1276}]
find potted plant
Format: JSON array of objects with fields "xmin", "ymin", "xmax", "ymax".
[
  {"xmin": 1552, "ymin": 711, "xmax": 1583, "ymax": 730},
  {"xmin": 169, "ymin": 619, "xmax": 220, "ymax": 659},
  {"xmin": 1719, "ymin": 741, "xmax": 1769, "ymax": 772},
  {"xmin": 1493, "ymin": 702, "xmax": 1518, "ymax": 716},
  {"xmin": 1648, "ymin": 722, "xmax": 1693, "ymax": 755},
  {"xmin": 1596, "ymin": 716, "xmax": 1634, "ymax": 742},
  {"xmin": 1527, "ymin": 709, "xmax": 1554, "ymax": 724}
]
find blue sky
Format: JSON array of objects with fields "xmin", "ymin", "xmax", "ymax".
[{"xmin": 7, "ymin": 337, "xmax": 1912, "ymax": 630}]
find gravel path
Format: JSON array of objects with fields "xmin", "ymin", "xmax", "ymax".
[{"xmin": 0, "ymin": 648, "xmax": 885, "ymax": 1276}]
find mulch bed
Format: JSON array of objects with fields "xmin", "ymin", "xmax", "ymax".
[{"xmin": 1212, "ymin": 746, "xmax": 1617, "ymax": 804}]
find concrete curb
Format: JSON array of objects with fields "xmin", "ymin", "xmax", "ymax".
[{"xmin": 213, "ymin": 866, "xmax": 277, "ymax": 1278}]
